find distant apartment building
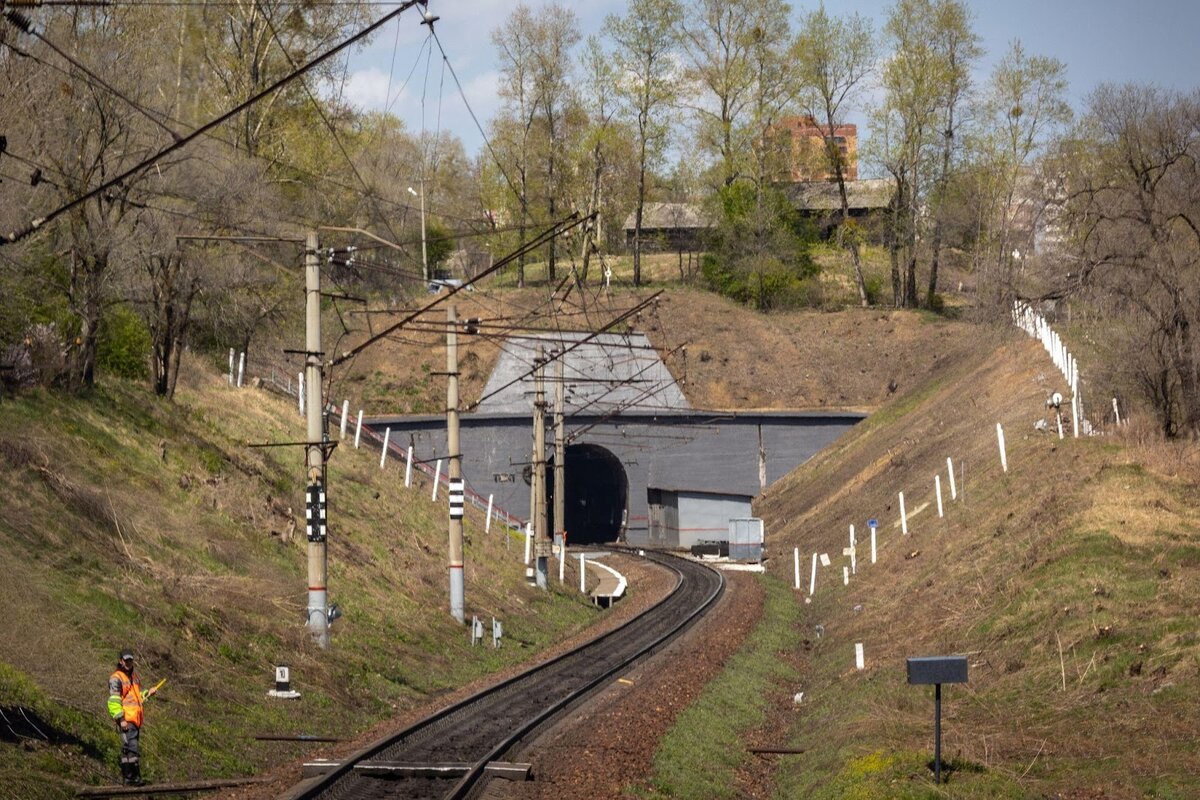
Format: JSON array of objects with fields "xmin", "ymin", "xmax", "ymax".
[{"xmin": 768, "ymin": 115, "xmax": 858, "ymax": 183}]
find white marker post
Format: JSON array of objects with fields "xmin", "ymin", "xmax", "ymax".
[
  {"xmin": 1112, "ymin": 397, "xmax": 1121, "ymax": 426},
  {"xmin": 820, "ymin": 553, "xmax": 831, "ymax": 567},
  {"xmin": 870, "ymin": 525, "xmax": 877, "ymax": 564},
  {"xmin": 899, "ymin": 492, "xmax": 909, "ymax": 535},
  {"xmin": 485, "ymin": 494, "xmax": 494, "ymax": 533},
  {"xmin": 947, "ymin": 457, "xmax": 957, "ymax": 500},
  {"xmin": 558, "ymin": 538, "xmax": 565, "ymax": 584},
  {"xmin": 297, "ymin": 373, "xmax": 305, "ymax": 415},
  {"xmin": 237, "ymin": 352, "xmax": 245, "ymax": 388},
  {"xmin": 404, "ymin": 445, "xmax": 413, "ymax": 487},
  {"xmin": 855, "ymin": 643, "xmax": 865, "ymax": 671},
  {"xmin": 1073, "ymin": 395, "xmax": 1080, "ymax": 438},
  {"xmin": 935, "ymin": 475, "xmax": 944, "ymax": 518},
  {"xmin": 1056, "ymin": 412, "xmax": 1064, "ymax": 440},
  {"xmin": 793, "ymin": 547, "xmax": 801, "ymax": 590},
  {"xmin": 228, "ymin": 348, "xmax": 235, "ymax": 384},
  {"xmin": 379, "ymin": 428, "xmax": 391, "ymax": 468},
  {"xmin": 843, "ymin": 566, "xmax": 849, "ymax": 585},
  {"xmin": 338, "ymin": 400, "xmax": 349, "ymax": 439},
  {"xmin": 809, "ymin": 553, "xmax": 818, "ymax": 596},
  {"xmin": 525, "ymin": 524, "xmax": 533, "ymax": 565},
  {"xmin": 997, "ymin": 423, "xmax": 1008, "ymax": 472},
  {"xmin": 850, "ymin": 524, "xmax": 856, "ymax": 549},
  {"xmin": 579, "ymin": 552, "xmax": 586, "ymax": 592},
  {"xmin": 431, "ymin": 459, "xmax": 442, "ymax": 501},
  {"xmin": 354, "ymin": 410, "xmax": 363, "ymax": 449}
]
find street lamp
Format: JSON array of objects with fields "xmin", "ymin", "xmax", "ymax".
[{"xmin": 407, "ymin": 182, "xmax": 428, "ymax": 282}]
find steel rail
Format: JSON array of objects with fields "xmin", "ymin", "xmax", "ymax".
[{"xmin": 287, "ymin": 549, "xmax": 723, "ymax": 800}]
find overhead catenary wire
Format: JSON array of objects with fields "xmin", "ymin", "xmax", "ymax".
[
  {"xmin": 0, "ymin": 0, "xmax": 427, "ymax": 246},
  {"xmin": 330, "ymin": 212, "xmax": 591, "ymax": 368}
]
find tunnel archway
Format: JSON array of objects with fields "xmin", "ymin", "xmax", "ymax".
[{"xmin": 547, "ymin": 444, "xmax": 627, "ymax": 545}]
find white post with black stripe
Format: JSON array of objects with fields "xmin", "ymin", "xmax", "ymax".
[
  {"xmin": 446, "ymin": 304, "xmax": 465, "ymax": 624},
  {"xmin": 268, "ymin": 665, "xmax": 300, "ymax": 699}
]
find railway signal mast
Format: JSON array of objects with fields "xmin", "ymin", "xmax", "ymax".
[{"xmin": 447, "ymin": 303, "xmax": 465, "ymax": 623}]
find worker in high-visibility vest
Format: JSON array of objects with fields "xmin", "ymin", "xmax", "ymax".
[{"xmin": 107, "ymin": 650, "xmax": 159, "ymax": 786}]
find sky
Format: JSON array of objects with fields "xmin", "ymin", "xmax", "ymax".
[{"xmin": 336, "ymin": 0, "xmax": 1200, "ymax": 161}]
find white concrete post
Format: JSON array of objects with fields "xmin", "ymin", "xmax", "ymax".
[
  {"xmin": 870, "ymin": 526, "xmax": 877, "ymax": 564},
  {"xmin": 843, "ymin": 566, "xmax": 849, "ymax": 585},
  {"xmin": 579, "ymin": 553, "xmax": 586, "ymax": 592},
  {"xmin": 354, "ymin": 410, "xmax": 363, "ymax": 449},
  {"xmin": 379, "ymin": 428, "xmax": 391, "ymax": 468},
  {"xmin": 339, "ymin": 400, "xmax": 349, "ymax": 439},
  {"xmin": 298, "ymin": 373, "xmax": 305, "ymax": 415},
  {"xmin": 404, "ymin": 445, "xmax": 413, "ymax": 487},
  {"xmin": 793, "ymin": 547, "xmax": 801, "ymax": 590},
  {"xmin": 485, "ymin": 494, "xmax": 494, "ymax": 533},
  {"xmin": 1113, "ymin": 397, "xmax": 1121, "ymax": 426},
  {"xmin": 431, "ymin": 459, "xmax": 442, "ymax": 501},
  {"xmin": 525, "ymin": 524, "xmax": 533, "ymax": 565},
  {"xmin": 947, "ymin": 457, "xmax": 957, "ymax": 500},
  {"xmin": 855, "ymin": 643, "xmax": 865, "ymax": 671},
  {"xmin": 1056, "ymin": 412, "xmax": 1064, "ymax": 440},
  {"xmin": 850, "ymin": 524, "xmax": 856, "ymax": 549},
  {"xmin": 558, "ymin": 537, "xmax": 565, "ymax": 584},
  {"xmin": 809, "ymin": 553, "xmax": 817, "ymax": 596},
  {"xmin": 899, "ymin": 492, "xmax": 908, "ymax": 535},
  {"xmin": 237, "ymin": 352, "xmax": 245, "ymax": 388},
  {"xmin": 935, "ymin": 475, "xmax": 944, "ymax": 518},
  {"xmin": 996, "ymin": 423, "xmax": 1008, "ymax": 473},
  {"xmin": 228, "ymin": 348, "xmax": 235, "ymax": 384},
  {"xmin": 1073, "ymin": 395, "xmax": 1080, "ymax": 438}
]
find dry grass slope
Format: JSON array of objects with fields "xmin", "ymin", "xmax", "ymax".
[
  {"xmin": 753, "ymin": 332, "xmax": 1200, "ymax": 798},
  {"xmin": 0, "ymin": 356, "xmax": 604, "ymax": 798}
]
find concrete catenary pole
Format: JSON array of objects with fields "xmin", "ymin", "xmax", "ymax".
[
  {"xmin": 533, "ymin": 346, "xmax": 549, "ymax": 589},
  {"xmin": 447, "ymin": 304, "xmax": 465, "ymax": 623},
  {"xmin": 554, "ymin": 354, "xmax": 566, "ymax": 561},
  {"xmin": 304, "ymin": 230, "xmax": 329, "ymax": 649}
]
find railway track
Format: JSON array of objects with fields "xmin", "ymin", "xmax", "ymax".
[{"xmin": 285, "ymin": 549, "xmax": 724, "ymax": 800}]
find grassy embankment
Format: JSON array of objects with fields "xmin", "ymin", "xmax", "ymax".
[
  {"xmin": 636, "ymin": 328, "xmax": 1200, "ymax": 799},
  {"xmin": 0, "ymin": 357, "xmax": 606, "ymax": 798}
]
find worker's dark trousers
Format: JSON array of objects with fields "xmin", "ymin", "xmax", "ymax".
[{"xmin": 119, "ymin": 724, "xmax": 140, "ymax": 770}]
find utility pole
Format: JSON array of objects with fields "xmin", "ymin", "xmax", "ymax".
[
  {"xmin": 553, "ymin": 354, "xmax": 566, "ymax": 563},
  {"xmin": 304, "ymin": 230, "xmax": 329, "ymax": 649},
  {"xmin": 408, "ymin": 181, "xmax": 428, "ymax": 282},
  {"xmin": 533, "ymin": 346, "xmax": 549, "ymax": 589},
  {"xmin": 446, "ymin": 304, "xmax": 465, "ymax": 623}
]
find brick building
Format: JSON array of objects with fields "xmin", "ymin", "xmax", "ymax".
[{"xmin": 769, "ymin": 114, "xmax": 858, "ymax": 183}]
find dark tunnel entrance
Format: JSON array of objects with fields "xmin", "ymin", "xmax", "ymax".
[{"xmin": 547, "ymin": 444, "xmax": 628, "ymax": 545}]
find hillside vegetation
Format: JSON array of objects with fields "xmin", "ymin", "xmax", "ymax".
[
  {"xmin": 0, "ymin": 358, "xmax": 605, "ymax": 797},
  {"xmin": 636, "ymin": 330, "xmax": 1200, "ymax": 798}
]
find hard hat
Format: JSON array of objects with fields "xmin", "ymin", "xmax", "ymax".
[{"xmin": 120, "ymin": 650, "xmax": 135, "ymax": 662}]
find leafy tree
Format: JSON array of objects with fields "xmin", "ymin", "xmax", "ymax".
[
  {"xmin": 702, "ymin": 182, "xmax": 819, "ymax": 311},
  {"xmin": 984, "ymin": 41, "xmax": 1071, "ymax": 303},
  {"xmin": 607, "ymin": 0, "xmax": 683, "ymax": 287},
  {"xmin": 794, "ymin": 4, "xmax": 877, "ymax": 307}
]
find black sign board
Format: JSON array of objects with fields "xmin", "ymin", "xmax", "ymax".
[
  {"xmin": 906, "ymin": 656, "xmax": 968, "ymax": 685},
  {"xmin": 906, "ymin": 656, "xmax": 968, "ymax": 785}
]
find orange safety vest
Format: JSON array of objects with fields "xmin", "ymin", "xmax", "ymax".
[{"xmin": 109, "ymin": 670, "xmax": 144, "ymax": 728}]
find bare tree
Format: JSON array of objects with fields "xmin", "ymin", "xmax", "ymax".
[{"xmin": 1063, "ymin": 85, "xmax": 1200, "ymax": 435}]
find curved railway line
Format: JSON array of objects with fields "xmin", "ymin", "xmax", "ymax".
[{"xmin": 284, "ymin": 549, "xmax": 724, "ymax": 800}]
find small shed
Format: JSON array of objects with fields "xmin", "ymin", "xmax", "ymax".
[
  {"xmin": 646, "ymin": 487, "xmax": 753, "ymax": 550},
  {"xmin": 622, "ymin": 203, "xmax": 714, "ymax": 252},
  {"xmin": 781, "ymin": 178, "xmax": 894, "ymax": 239}
]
